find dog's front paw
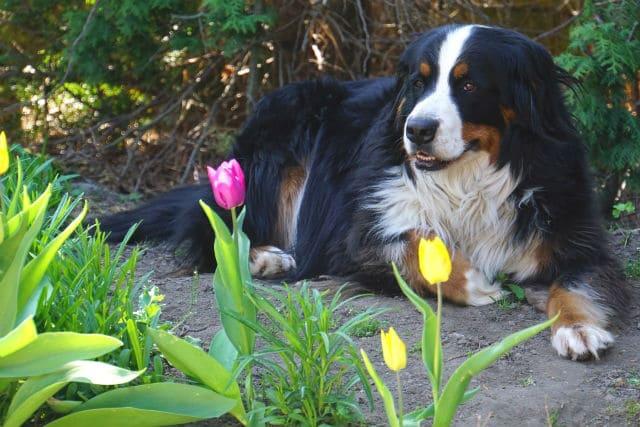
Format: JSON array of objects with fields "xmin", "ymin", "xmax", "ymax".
[
  {"xmin": 551, "ymin": 324, "xmax": 614, "ymax": 361},
  {"xmin": 464, "ymin": 269, "xmax": 510, "ymax": 306},
  {"xmin": 249, "ymin": 246, "xmax": 296, "ymax": 279}
]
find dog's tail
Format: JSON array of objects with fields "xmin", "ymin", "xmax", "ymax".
[{"xmin": 99, "ymin": 183, "xmax": 220, "ymax": 270}]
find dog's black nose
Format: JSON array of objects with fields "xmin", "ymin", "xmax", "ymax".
[{"xmin": 406, "ymin": 117, "xmax": 439, "ymax": 145}]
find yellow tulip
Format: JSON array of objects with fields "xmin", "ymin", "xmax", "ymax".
[
  {"xmin": 418, "ymin": 236, "xmax": 452, "ymax": 285},
  {"xmin": 0, "ymin": 131, "xmax": 8, "ymax": 175},
  {"xmin": 381, "ymin": 327, "xmax": 406, "ymax": 372}
]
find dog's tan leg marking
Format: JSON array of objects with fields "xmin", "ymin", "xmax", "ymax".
[
  {"xmin": 249, "ymin": 246, "xmax": 296, "ymax": 279},
  {"xmin": 275, "ymin": 166, "xmax": 306, "ymax": 249},
  {"xmin": 402, "ymin": 232, "xmax": 507, "ymax": 306},
  {"xmin": 546, "ymin": 284, "xmax": 613, "ymax": 360}
]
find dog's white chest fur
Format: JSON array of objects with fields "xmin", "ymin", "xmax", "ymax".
[{"xmin": 368, "ymin": 152, "xmax": 541, "ymax": 280}]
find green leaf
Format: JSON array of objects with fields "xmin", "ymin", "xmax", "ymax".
[
  {"xmin": 213, "ymin": 268, "xmax": 256, "ymax": 357},
  {"xmin": 200, "ymin": 200, "xmax": 255, "ymax": 356},
  {"xmin": 0, "ymin": 188, "xmax": 50, "ymax": 335},
  {"xmin": 392, "ymin": 263, "xmax": 442, "ymax": 393},
  {"xmin": 148, "ymin": 328, "xmax": 247, "ymax": 424},
  {"xmin": 404, "ymin": 388, "xmax": 479, "ymax": 424},
  {"xmin": 4, "ymin": 361, "xmax": 142, "ymax": 427},
  {"xmin": 47, "ymin": 398, "xmax": 82, "ymax": 414},
  {"xmin": 505, "ymin": 283, "xmax": 525, "ymax": 301},
  {"xmin": 0, "ymin": 332, "xmax": 122, "ymax": 378},
  {"xmin": 126, "ymin": 319, "xmax": 144, "ymax": 370},
  {"xmin": 199, "ymin": 200, "xmax": 232, "ymax": 243},
  {"xmin": 45, "ymin": 383, "xmax": 237, "ymax": 427},
  {"xmin": 433, "ymin": 315, "xmax": 557, "ymax": 426},
  {"xmin": 18, "ymin": 202, "xmax": 88, "ymax": 315},
  {"xmin": 360, "ymin": 349, "xmax": 399, "ymax": 427},
  {"xmin": 0, "ymin": 316, "xmax": 38, "ymax": 357},
  {"xmin": 209, "ymin": 329, "xmax": 238, "ymax": 371},
  {"xmin": 6, "ymin": 158, "xmax": 23, "ymax": 218}
]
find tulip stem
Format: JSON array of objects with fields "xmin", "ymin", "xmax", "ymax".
[
  {"xmin": 433, "ymin": 282, "xmax": 443, "ymax": 406},
  {"xmin": 396, "ymin": 371, "xmax": 403, "ymax": 426},
  {"xmin": 231, "ymin": 207, "xmax": 239, "ymax": 249}
]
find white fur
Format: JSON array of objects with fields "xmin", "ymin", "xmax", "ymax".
[
  {"xmin": 464, "ymin": 268, "xmax": 509, "ymax": 306},
  {"xmin": 403, "ymin": 25, "xmax": 474, "ymax": 160},
  {"xmin": 367, "ymin": 151, "xmax": 542, "ymax": 282},
  {"xmin": 551, "ymin": 325, "xmax": 614, "ymax": 360},
  {"xmin": 250, "ymin": 246, "xmax": 296, "ymax": 278}
]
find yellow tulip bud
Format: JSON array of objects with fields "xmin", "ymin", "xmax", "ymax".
[
  {"xmin": 418, "ymin": 236, "xmax": 452, "ymax": 285},
  {"xmin": 380, "ymin": 327, "xmax": 406, "ymax": 372},
  {"xmin": 0, "ymin": 131, "xmax": 8, "ymax": 175}
]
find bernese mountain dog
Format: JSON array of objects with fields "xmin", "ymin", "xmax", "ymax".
[{"xmin": 101, "ymin": 24, "xmax": 631, "ymax": 360}]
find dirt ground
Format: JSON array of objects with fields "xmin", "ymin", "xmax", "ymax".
[{"xmin": 85, "ymin": 182, "xmax": 640, "ymax": 427}]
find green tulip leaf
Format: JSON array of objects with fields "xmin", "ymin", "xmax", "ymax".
[
  {"xmin": 199, "ymin": 200, "xmax": 232, "ymax": 243},
  {"xmin": 0, "ymin": 189, "xmax": 50, "ymax": 336},
  {"xmin": 360, "ymin": 349, "xmax": 399, "ymax": 427},
  {"xmin": 433, "ymin": 314, "xmax": 557, "ymax": 426},
  {"xmin": 45, "ymin": 383, "xmax": 236, "ymax": 427},
  {"xmin": 0, "ymin": 316, "xmax": 38, "ymax": 357},
  {"xmin": 404, "ymin": 388, "xmax": 479, "ymax": 424},
  {"xmin": 47, "ymin": 398, "xmax": 82, "ymax": 415},
  {"xmin": 4, "ymin": 361, "xmax": 142, "ymax": 427},
  {"xmin": 209, "ymin": 329, "xmax": 238, "ymax": 372},
  {"xmin": 392, "ymin": 263, "xmax": 442, "ymax": 393},
  {"xmin": 148, "ymin": 328, "xmax": 246, "ymax": 424},
  {"xmin": 0, "ymin": 332, "xmax": 122, "ymax": 378},
  {"xmin": 200, "ymin": 200, "xmax": 256, "ymax": 356}
]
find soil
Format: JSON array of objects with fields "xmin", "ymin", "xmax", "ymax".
[{"xmin": 83, "ymin": 181, "xmax": 640, "ymax": 427}]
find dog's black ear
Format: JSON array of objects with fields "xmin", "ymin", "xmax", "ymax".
[
  {"xmin": 391, "ymin": 48, "xmax": 412, "ymax": 130},
  {"xmin": 492, "ymin": 30, "xmax": 576, "ymax": 138}
]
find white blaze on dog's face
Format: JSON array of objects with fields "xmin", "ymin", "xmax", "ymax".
[
  {"xmin": 403, "ymin": 26, "xmax": 473, "ymax": 166},
  {"xmin": 397, "ymin": 25, "xmax": 512, "ymax": 172}
]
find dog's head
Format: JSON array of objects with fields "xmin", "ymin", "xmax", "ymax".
[{"xmin": 394, "ymin": 25, "xmax": 576, "ymax": 172}]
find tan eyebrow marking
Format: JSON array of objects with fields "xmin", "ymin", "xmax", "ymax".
[
  {"xmin": 453, "ymin": 61, "xmax": 468, "ymax": 79},
  {"xmin": 419, "ymin": 62, "xmax": 431, "ymax": 78}
]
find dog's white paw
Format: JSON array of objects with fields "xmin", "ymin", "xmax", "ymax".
[
  {"xmin": 551, "ymin": 325, "xmax": 614, "ymax": 361},
  {"xmin": 249, "ymin": 246, "xmax": 296, "ymax": 278},
  {"xmin": 464, "ymin": 268, "xmax": 509, "ymax": 306}
]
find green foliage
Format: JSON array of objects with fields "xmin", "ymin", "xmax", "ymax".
[
  {"xmin": 197, "ymin": 194, "xmax": 381, "ymax": 426},
  {"xmin": 612, "ymin": 201, "xmax": 636, "ymax": 219},
  {"xmin": 1, "ymin": 139, "xmax": 239, "ymax": 426},
  {"xmin": 200, "ymin": 202, "xmax": 256, "ymax": 357},
  {"xmin": 625, "ymin": 258, "xmax": 640, "ymax": 280},
  {"xmin": 624, "ymin": 399, "xmax": 640, "ymax": 422},
  {"xmin": 495, "ymin": 282, "xmax": 526, "ymax": 311},
  {"xmin": 350, "ymin": 316, "xmax": 388, "ymax": 338},
  {"xmin": 238, "ymin": 283, "xmax": 378, "ymax": 426},
  {"xmin": 37, "ymin": 224, "xmax": 152, "ymax": 344},
  {"xmin": 1, "ymin": 145, "xmax": 75, "ymax": 213},
  {"xmin": 148, "ymin": 328, "xmax": 247, "ymax": 424},
  {"xmin": 0, "ymin": 0, "xmax": 273, "ymax": 140},
  {"xmin": 367, "ymin": 264, "xmax": 556, "ymax": 426},
  {"xmin": 0, "ymin": 156, "xmax": 142, "ymax": 426},
  {"xmin": 556, "ymin": 0, "xmax": 640, "ymax": 203}
]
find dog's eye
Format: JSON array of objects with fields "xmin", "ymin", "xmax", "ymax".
[
  {"xmin": 462, "ymin": 81, "xmax": 476, "ymax": 92},
  {"xmin": 413, "ymin": 79, "xmax": 424, "ymax": 89}
]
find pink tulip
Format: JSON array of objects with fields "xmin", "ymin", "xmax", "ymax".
[{"xmin": 207, "ymin": 159, "xmax": 246, "ymax": 210}]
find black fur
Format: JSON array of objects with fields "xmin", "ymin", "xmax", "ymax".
[{"xmin": 101, "ymin": 25, "xmax": 630, "ymax": 322}]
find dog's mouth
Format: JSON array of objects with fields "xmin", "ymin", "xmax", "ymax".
[
  {"xmin": 413, "ymin": 151, "xmax": 451, "ymax": 171},
  {"xmin": 411, "ymin": 140, "xmax": 480, "ymax": 171}
]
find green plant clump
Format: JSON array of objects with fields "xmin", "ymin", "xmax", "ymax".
[
  {"xmin": 556, "ymin": 0, "xmax": 640, "ymax": 210},
  {"xmin": 240, "ymin": 283, "xmax": 379, "ymax": 426}
]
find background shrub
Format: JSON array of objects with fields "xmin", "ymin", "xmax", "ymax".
[
  {"xmin": 556, "ymin": 0, "xmax": 640, "ymax": 211},
  {"xmin": 1, "ymin": 0, "xmax": 585, "ymax": 191}
]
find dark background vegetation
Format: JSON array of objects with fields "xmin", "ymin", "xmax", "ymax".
[{"xmin": 0, "ymin": 0, "xmax": 638, "ymax": 214}]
